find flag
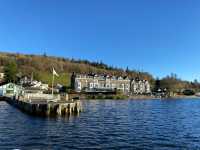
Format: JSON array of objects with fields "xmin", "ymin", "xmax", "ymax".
[{"xmin": 53, "ymin": 68, "xmax": 59, "ymax": 77}]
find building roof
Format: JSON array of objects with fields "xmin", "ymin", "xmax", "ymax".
[{"xmin": 75, "ymin": 73, "xmax": 130, "ymax": 80}]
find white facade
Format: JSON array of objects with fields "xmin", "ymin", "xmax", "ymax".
[
  {"xmin": 72, "ymin": 74, "xmax": 151, "ymax": 94},
  {"xmin": 0, "ymin": 83, "xmax": 23, "ymax": 96},
  {"xmin": 130, "ymin": 80, "xmax": 151, "ymax": 94},
  {"xmin": 73, "ymin": 74, "xmax": 130, "ymax": 93}
]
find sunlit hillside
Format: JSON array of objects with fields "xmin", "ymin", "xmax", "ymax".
[{"xmin": 0, "ymin": 52, "xmax": 154, "ymax": 87}]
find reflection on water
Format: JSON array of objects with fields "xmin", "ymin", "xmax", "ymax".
[{"xmin": 1, "ymin": 99, "xmax": 200, "ymax": 149}]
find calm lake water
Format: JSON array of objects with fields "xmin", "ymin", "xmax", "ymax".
[{"xmin": 1, "ymin": 99, "xmax": 200, "ymax": 149}]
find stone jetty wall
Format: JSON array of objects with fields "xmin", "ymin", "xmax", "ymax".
[{"xmin": 1, "ymin": 96, "xmax": 82, "ymax": 117}]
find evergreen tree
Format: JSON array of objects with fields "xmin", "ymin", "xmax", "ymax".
[
  {"xmin": 4, "ymin": 61, "xmax": 18, "ymax": 83},
  {"xmin": 126, "ymin": 66, "xmax": 129, "ymax": 73},
  {"xmin": 43, "ymin": 52, "xmax": 47, "ymax": 57},
  {"xmin": 154, "ymin": 78, "xmax": 161, "ymax": 91}
]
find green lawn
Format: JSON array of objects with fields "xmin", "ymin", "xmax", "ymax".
[{"xmin": 38, "ymin": 72, "xmax": 71, "ymax": 87}]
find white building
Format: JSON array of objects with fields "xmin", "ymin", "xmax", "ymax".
[
  {"xmin": 130, "ymin": 79, "xmax": 151, "ymax": 94},
  {"xmin": 0, "ymin": 83, "xmax": 23, "ymax": 96},
  {"xmin": 71, "ymin": 73, "xmax": 151, "ymax": 94},
  {"xmin": 20, "ymin": 76, "xmax": 49, "ymax": 90},
  {"xmin": 71, "ymin": 73, "xmax": 130, "ymax": 93}
]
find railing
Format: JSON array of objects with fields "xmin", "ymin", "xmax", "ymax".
[{"xmin": 21, "ymin": 93, "xmax": 61, "ymax": 103}]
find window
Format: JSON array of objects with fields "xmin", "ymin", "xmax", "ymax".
[
  {"xmin": 94, "ymin": 84, "xmax": 98, "ymax": 88},
  {"xmin": 77, "ymin": 82, "xmax": 81, "ymax": 90},
  {"xmin": 78, "ymin": 82, "xmax": 81, "ymax": 88},
  {"xmin": 90, "ymin": 83, "xmax": 93, "ymax": 88}
]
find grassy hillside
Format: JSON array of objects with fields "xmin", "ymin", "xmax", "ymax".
[
  {"xmin": 0, "ymin": 52, "xmax": 155, "ymax": 87},
  {"xmin": 1, "ymin": 52, "xmax": 200, "ymax": 93},
  {"xmin": 37, "ymin": 72, "xmax": 71, "ymax": 86}
]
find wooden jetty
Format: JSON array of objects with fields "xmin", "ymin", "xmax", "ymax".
[{"xmin": 0, "ymin": 95, "xmax": 82, "ymax": 117}]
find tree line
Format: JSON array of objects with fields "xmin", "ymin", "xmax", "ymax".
[{"xmin": 1, "ymin": 52, "xmax": 200, "ymax": 94}]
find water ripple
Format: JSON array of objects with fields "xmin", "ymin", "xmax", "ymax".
[{"xmin": 1, "ymin": 99, "xmax": 200, "ymax": 149}]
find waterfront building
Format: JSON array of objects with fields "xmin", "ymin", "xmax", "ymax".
[
  {"xmin": 71, "ymin": 73, "xmax": 151, "ymax": 94},
  {"xmin": 130, "ymin": 79, "xmax": 151, "ymax": 94},
  {"xmin": 71, "ymin": 73, "xmax": 130, "ymax": 94},
  {"xmin": 19, "ymin": 76, "xmax": 49, "ymax": 90},
  {"xmin": 0, "ymin": 83, "xmax": 23, "ymax": 96},
  {"xmin": 19, "ymin": 76, "xmax": 32, "ymax": 85}
]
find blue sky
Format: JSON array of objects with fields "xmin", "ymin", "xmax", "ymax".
[{"xmin": 0, "ymin": 0, "xmax": 200, "ymax": 81}]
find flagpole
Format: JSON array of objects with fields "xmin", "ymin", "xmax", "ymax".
[
  {"xmin": 52, "ymin": 67, "xmax": 59, "ymax": 98},
  {"xmin": 52, "ymin": 69, "xmax": 54, "ymax": 96}
]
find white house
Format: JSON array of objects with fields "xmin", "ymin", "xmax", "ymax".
[{"xmin": 0, "ymin": 83, "xmax": 23, "ymax": 96}]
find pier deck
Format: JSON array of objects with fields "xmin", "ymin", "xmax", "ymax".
[{"xmin": 0, "ymin": 96, "xmax": 82, "ymax": 117}]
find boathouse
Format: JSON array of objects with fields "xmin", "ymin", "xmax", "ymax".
[{"xmin": 0, "ymin": 83, "xmax": 23, "ymax": 96}]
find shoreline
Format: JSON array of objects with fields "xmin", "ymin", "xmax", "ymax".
[
  {"xmin": 166, "ymin": 95, "xmax": 200, "ymax": 99},
  {"xmin": 81, "ymin": 95, "xmax": 200, "ymax": 100}
]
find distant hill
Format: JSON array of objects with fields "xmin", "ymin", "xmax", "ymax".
[
  {"xmin": 1, "ymin": 51, "xmax": 200, "ymax": 94},
  {"xmin": 0, "ymin": 52, "xmax": 155, "ymax": 87}
]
